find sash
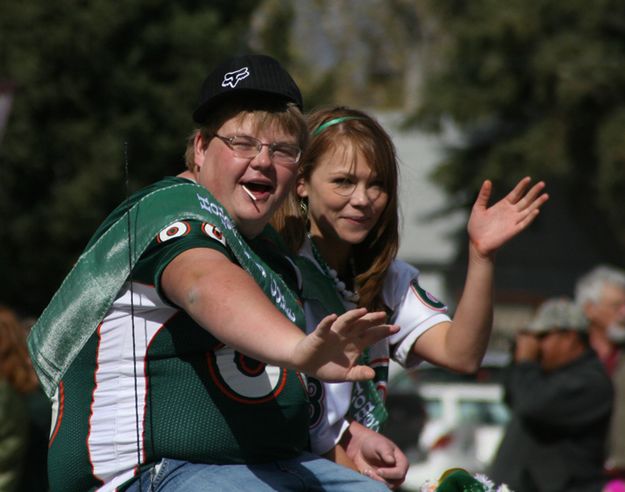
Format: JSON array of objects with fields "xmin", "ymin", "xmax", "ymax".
[
  {"xmin": 27, "ymin": 181, "xmax": 304, "ymax": 399},
  {"xmin": 295, "ymin": 255, "xmax": 388, "ymax": 431}
]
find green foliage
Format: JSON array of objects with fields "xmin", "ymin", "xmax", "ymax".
[
  {"xmin": 415, "ymin": 0, "xmax": 625, "ymax": 262},
  {"xmin": 249, "ymin": 0, "xmax": 295, "ymax": 63},
  {"xmin": 0, "ymin": 0, "xmax": 260, "ymax": 315}
]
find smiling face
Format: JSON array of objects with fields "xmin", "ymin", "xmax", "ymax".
[
  {"xmin": 194, "ymin": 113, "xmax": 299, "ymax": 238},
  {"xmin": 297, "ymin": 143, "xmax": 389, "ymax": 267}
]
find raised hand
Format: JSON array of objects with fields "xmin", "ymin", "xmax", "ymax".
[
  {"xmin": 467, "ymin": 177, "xmax": 549, "ymax": 258},
  {"xmin": 292, "ymin": 308, "xmax": 398, "ymax": 382},
  {"xmin": 514, "ymin": 331, "xmax": 541, "ymax": 362}
]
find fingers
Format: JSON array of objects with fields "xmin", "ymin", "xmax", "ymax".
[
  {"xmin": 358, "ymin": 324, "xmax": 400, "ymax": 348},
  {"xmin": 375, "ymin": 466, "xmax": 406, "ymax": 490},
  {"xmin": 525, "ymin": 186, "xmax": 549, "ymax": 213},
  {"xmin": 361, "ymin": 467, "xmax": 403, "ymax": 490},
  {"xmin": 360, "ymin": 468, "xmax": 388, "ymax": 486},
  {"xmin": 345, "ymin": 364, "xmax": 376, "ymax": 381},
  {"xmin": 524, "ymin": 180, "xmax": 547, "ymax": 203},
  {"xmin": 515, "ymin": 208, "xmax": 541, "ymax": 230},
  {"xmin": 336, "ymin": 307, "xmax": 369, "ymax": 323},
  {"xmin": 375, "ymin": 448, "xmax": 408, "ymax": 477},
  {"xmin": 375, "ymin": 467, "xmax": 402, "ymax": 478},
  {"xmin": 393, "ymin": 449, "xmax": 409, "ymax": 473},
  {"xmin": 333, "ymin": 309, "xmax": 392, "ymax": 341},
  {"xmin": 515, "ymin": 180, "xmax": 548, "ymax": 211},
  {"xmin": 378, "ymin": 449, "xmax": 397, "ymax": 465},
  {"xmin": 505, "ymin": 176, "xmax": 532, "ymax": 203},
  {"xmin": 480, "ymin": 176, "xmax": 549, "ymax": 208},
  {"xmin": 472, "ymin": 179, "xmax": 492, "ymax": 210},
  {"xmin": 358, "ymin": 310, "xmax": 390, "ymax": 323},
  {"xmin": 337, "ymin": 308, "xmax": 386, "ymax": 326},
  {"xmin": 332, "ymin": 308, "xmax": 382, "ymax": 332},
  {"xmin": 314, "ymin": 313, "xmax": 339, "ymax": 336},
  {"xmin": 507, "ymin": 177, "xmax": 550, "ymax": 212},
  {"xmin": 514, "ymin": 187, "xmax": 549, "ymax": 229}
]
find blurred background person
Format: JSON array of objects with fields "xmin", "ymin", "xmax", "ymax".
[
  {"xmin": 575, "ymin": 265, "xmax": 625, "ymax": 479},
  {"xmin": 575, "ymin": 265, "xmax": 625, "ymax": 373},
  {"xmin": 0, "ymin": 306, "xmax": 41, "ymax": 492},
  {"xmin": 606, "ymin": 350, "xmax": 625, "ymax": 487},
  {"xmin": 489, "ymin": 297, "xmax": 613, "ymax": 492}
]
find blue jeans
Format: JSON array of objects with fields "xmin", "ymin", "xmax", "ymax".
[{"xmin": 124, "ymin": 452, "xmax": 389, "ymax": 491}]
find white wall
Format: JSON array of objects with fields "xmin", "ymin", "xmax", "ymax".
[{"xmin": 374, "ymin": 111, "xmax": 467, "ymax": 304}]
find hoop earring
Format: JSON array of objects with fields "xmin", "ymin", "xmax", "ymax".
[{"xmin": 299, "ymin": 198, "xmax": 308, "ymax": 217}]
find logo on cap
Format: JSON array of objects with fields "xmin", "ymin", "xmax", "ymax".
[{"xmin": 222, "ymin": 67, "xmax": 250, "ymax": 88}]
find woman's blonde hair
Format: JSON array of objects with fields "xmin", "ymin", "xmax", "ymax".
[
  {"xmin": 273, "ymin": 106, "xmax": 400, "ymax": 311},
  {"xmin": 0, "ymin": 306, "xmax": 39, "ymax": 394}
]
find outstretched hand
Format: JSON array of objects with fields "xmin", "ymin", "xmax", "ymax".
[
  {"xmin": 292, "ymin": 308, "xmax": 398, "ymax": 382},
  {"xmin": 467, "ymin": 177, "xmax": 549, "ymax": 258}
]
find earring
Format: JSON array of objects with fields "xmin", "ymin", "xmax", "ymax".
[{"xmin": 299, "ymin": 198, "xmax": 308, "ymax": 216}]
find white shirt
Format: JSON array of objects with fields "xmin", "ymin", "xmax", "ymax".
[{"xmin": 299, "ymin": 237, "xmax": 450, "ymax": 453}]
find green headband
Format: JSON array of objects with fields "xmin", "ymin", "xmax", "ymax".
[{"xmin": 312, "ymin": 116, "xmax": 366, "ymax": 136}]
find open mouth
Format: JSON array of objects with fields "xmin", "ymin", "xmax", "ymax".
[{"xmin": 241, "ymin": 181, "xmax": 274, "ymax": 200}]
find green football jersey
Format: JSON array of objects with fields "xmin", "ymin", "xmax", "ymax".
[{"xmin": 47, "ymin": 178, "xmax": 310, "ymax": 492}]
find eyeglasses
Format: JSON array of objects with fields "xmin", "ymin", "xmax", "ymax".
[{"xmin": 213, "ymin": 134, "xmax": 301, "ymax": 166}]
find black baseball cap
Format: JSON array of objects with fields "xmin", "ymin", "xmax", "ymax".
[{"xmin": 192, "ymin": 54, "xmax": 303, "ymax": 123}]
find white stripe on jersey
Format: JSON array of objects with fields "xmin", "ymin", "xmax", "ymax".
[{"xmin": 89, "ymin": 283, "xmax": 177, "ymax": 487}]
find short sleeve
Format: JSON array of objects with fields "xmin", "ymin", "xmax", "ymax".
[
  {"xmin": 382, "ymin": 260, "xmax": 451, "ymax": 367},
  {"xmin": 132, "ymin": 219, "xmax": 232, "ymax": 300}
]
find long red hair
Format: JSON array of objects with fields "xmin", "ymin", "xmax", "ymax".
[{"xmin": 273, "ymin": 106, "xmax": 400, "ymax": 311}]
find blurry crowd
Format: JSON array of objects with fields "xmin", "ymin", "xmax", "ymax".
[{"xmin": 489, "ymin": 265, "xmax": 625, "ymax": 492}]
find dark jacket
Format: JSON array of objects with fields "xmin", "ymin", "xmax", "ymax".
[{"xmin": 489, "ymin": 349, "xmax": 613, "ymax": 492}]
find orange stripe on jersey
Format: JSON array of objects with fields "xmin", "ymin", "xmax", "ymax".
[{"xmin": 49, "ymin": 381, "xmax": 65, "ymax": 447}]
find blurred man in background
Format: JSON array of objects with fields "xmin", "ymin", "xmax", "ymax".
[
  {"xmin": 575, "ymin": 265, "xmax": 625, "ymax": 479},
  {"xmin": 490, "ymin": 297, "xmax": 613, "ymax": 492},
  {"xmin": 575, "ymin": 265, "xmax": 625, "ymax": 372}
]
